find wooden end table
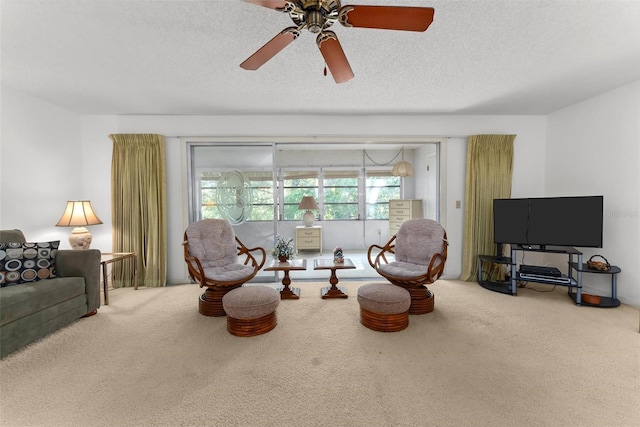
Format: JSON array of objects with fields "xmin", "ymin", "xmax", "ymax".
[
  {"xmin": 314, "ymin": 258, "xmax": 356, "ymax": 299},
  {"xmin": 100, "ymin": 252, "xmax": 137, "ymax": 305},
  {"xmin": 264, "ymin": 259, "xmax": 307, "ymax": 299}
]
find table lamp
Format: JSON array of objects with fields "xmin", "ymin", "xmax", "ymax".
[
  {"xmin": 298, "ymin": 196, "xmax": 319, "ymax": 227},
  {"xmin": 55, "ymin": 200, "xmax": 103, "ymax": 250}
]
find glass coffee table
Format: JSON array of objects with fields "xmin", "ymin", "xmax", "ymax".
[
  {"xmin": 264, "ymin": 259, "xmax": 307, "ymax": 299},
  {"xmin": 313, "ymin": 258, "xmax": 356, "ymax": 299}
]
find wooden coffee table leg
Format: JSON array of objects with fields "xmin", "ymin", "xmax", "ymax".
[
  {"xmin": 279, "ymin": 270, "xmax": 300, "ymax": 300},
  {"xmin": 321, "ymin": 268, "xmax": 348, "ymax": 299}
]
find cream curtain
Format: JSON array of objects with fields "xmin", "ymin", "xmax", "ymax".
[
  {"xmin": 459, "ymin": 134, "xmax": 515, "ymax": 282},
  {"xmin": 110, "ymin": 134, "xmax": 167, "ymax": 287}
]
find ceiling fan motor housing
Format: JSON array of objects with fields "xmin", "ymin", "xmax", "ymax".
[{"xmin": 290, "ymin": 0, "xmax": 341, "ymax": 32}]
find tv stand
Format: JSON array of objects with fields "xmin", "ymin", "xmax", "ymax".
[
  {"xmin": 477, "ymin": 255, "xmax": 514, "ymax": 295},
  {"xmin": 478, "ymin": 245, "xmax": 620, "ymax": 307},
  {"xmin": 512, "ymin": 245, "xmax": 583, "ymax": 301}
]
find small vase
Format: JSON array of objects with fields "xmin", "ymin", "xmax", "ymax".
[{"xmin": 278, "ymin": 255, "xmax": 289, "ymax": 263}]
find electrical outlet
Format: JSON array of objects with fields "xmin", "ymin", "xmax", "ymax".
[{"xmin": 456, "ymin": 200, "xmax": 461, "ymax": 209}]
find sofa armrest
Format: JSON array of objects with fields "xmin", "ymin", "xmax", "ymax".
[{"xmin": 55, "ymin": 249, "xmax": 101, "ymax": 313}]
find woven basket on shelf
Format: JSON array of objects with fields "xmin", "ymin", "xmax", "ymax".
[{"xmin": 586, "ymin": 255, "xmax": 611, "ymax": 271}]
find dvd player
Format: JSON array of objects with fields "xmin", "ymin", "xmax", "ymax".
[{"xmin": 519, "ymin": 264, "xmax": 561, "ymax": 277}]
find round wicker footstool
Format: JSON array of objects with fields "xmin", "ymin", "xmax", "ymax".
[
  {"xmin": 357, "ymin": 283, "xmax": 411, "ymax": 332},
  {"xmin": 222, "ymin": 286, "xmax": 280, "ymax": 337}
]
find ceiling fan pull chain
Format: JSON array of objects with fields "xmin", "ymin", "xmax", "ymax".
[{"xmin": 324, "ymin": 65, "xmax": 327, "ymax": 76}]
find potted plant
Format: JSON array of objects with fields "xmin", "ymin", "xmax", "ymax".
[{"xmin": 272, "ymin": 235, "xmax": 295, "ymax": 262}]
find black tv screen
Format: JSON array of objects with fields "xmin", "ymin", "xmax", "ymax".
[{"xmin": 493, "ymin": 196, "xmax": 603, "ymax": 248}]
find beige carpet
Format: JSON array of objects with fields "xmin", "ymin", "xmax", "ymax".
[{"xmin": 1, "ymin": 280, "xmax": 639, "ymax": 427}]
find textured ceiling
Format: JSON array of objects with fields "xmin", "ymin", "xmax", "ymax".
[{"xmin": 2, "ymin": 0, "xmax": 639, "ymax": 116}]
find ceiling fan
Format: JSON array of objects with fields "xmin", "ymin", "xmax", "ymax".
[{"xmin": 240, "ymin": 0, "xmax": 434, "ymax": 84}]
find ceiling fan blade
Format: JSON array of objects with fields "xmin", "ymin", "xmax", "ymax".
[
  {"xmin": 240, "ymin": 27, "xmax": 299, "ymax": 70},
  {"xmin": 242, "ymin": 0, "xmax": 290, "ymax": 10},
  {"xmin": 317, "ymin": 31, "xmax": 354, "ymax": 84},
  {"xmin": 339, "ymin": 5, "xmax": 434, "ymax": 32}
]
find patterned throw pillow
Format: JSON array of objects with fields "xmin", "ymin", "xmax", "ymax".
[{"xmin": 0, "ymin": 241, "xmax": 59, "ymax": 287}]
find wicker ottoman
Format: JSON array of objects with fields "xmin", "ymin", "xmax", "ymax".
[
  {"xmin": 357, "ymin": 283, "xmax": 411, "ymax": 332},
  {"xmin": 222, "ymin": 286, "xmax": 280, "ymax": 337}
]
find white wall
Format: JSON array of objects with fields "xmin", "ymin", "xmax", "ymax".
[
  {"xmin": 545, "ymin": 81, "xmax": 640, "ymax": 305},
  {"xmin": 0, "ymin": 86, "xmax": 107, "ymax": 242}
]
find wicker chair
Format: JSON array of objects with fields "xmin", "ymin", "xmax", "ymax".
[
  {"xmin": 183, "ymin": 219, "xmax": 266, "ymax": 316},
  {"xmin": 367, "ymin": 218, "xmax": 448, "ymax": 314}
]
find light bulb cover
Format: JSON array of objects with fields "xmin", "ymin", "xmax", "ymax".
[{"xmin": 392, "ymin": 161, "xmax": 414, "ymax": 177}]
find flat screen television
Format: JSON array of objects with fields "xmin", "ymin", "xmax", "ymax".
[{"xmin": 493, "ymin": 196, "xmax": 604, "ymax": 253}]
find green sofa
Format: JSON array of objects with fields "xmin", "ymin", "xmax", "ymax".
[{"xmin": 0, "ymin": 229, "xmax": 101, "ymax": 358}]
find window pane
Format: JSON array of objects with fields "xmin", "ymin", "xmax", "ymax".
[
  {"xmin": 283, "ymin": 170, "xmax": 318, "ymax": 221},
  {"xmin": 323, "ymin": 173, "xmax": 358, "ymax": 220},
  {"xmin": 245, "ymin": 172, "xmax": 274, "ymax": 221},
  {"xmin": 365, "ymin": 173, "xmax": 401, "ymax": 219},
  {"xmin": 325, "ymin": 203, "xmax": 358, "ymax": 220},
  {"xmin": 199, "ymin": 170, "xmax": 274, "ymax": 221}
]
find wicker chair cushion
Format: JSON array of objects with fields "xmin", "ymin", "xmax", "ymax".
[
  {"xmin": 357, "ymin": 283, "xmax": 411, "ymax": 314},
  {"xmin": 201, "ymin": 264, "xmax": 257, "ymax": 282},
  {"xmin": 394, "ymin": 219, "xmax": 446, "ymax": 265},
  {"xmin": 185, "ymin": 219, "xmax": 238, "ymax": 268},
  {"xmin": 377, "ymin": 261, "xmax": 429, "ymax": 278},
  {"xmin": 222, "ymin": 286, "xmax": 280, "ymax": 319}
]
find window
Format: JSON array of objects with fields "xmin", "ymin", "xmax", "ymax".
[
  {"xmin": 366, "ymin": 170, "xmax": 401, "ymax": 219},
  {"xmin": 322, "ymin": 170, "xmax": 359, "ymax": 220},
  {"xmin": 282, "ymin": 170, "xmax": 318, "ymax": 221},
  {"xmin": 246, "ymin": 171, "xmax": 276, "ymax": 221},
  {"xmin": 198, "ymin": 170, "xmax": 275, "ymax": 221},
  {"xmin": 199, "ymin": 172, "xmax": 217, "ymax": 219},
  {"xmin": 198, "ymin": 167, "xmax": 401, "ymax": 222},
  {"xmin": 187, "ymin": 140, "xmax": 440, "ymax": 225}
]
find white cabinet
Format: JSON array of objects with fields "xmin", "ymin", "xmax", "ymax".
[
  {"xmin": 296, "ymin": 226, "xmax": 322, "ymax": 254},
  {"xmin": 389, "ymin": 199, "xmax": 423, "ymax": 236}
]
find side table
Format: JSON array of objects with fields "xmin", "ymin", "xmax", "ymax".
[
  {"xmin": 264, "ymin": 259, "xmax": 307, "ymax": 299},
  {"xmin": 100, "ymin": 252, "xmax": 138, "ymax": 305},
  {"xmin": 314, "ymin": 258, "xmax": 356, "ymax": 299}
]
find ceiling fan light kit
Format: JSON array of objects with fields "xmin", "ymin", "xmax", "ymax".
[{"xmin": 241, "ymin": 0, "xmax": 434, "ymax": 83}]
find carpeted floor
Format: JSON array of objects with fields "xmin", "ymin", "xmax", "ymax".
[{"xmin": 1, "ymin": 280, "xmax": 639, "ymax": 427}]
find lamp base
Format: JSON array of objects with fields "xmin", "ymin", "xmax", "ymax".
[
  {"xmin": 69, "ymin": 227, "xmax": 92, "ymax": 250},
  {"xmin": 303, "ymin": 211, "xmax": 315, "ymax": 227}
]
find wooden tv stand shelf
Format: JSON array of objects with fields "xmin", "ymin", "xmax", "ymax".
[{"xmin": 478, "ymin": 245, "xmax": 620, "ymax": 308}]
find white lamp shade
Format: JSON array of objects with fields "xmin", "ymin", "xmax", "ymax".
[
  {"xmin": 56, "ymin": 201, "xmax": 103, "ymax": 227},
  {"xmin": 392, "ymin": 161, "xmax": 414, "ymax": 177},
  {"xmin": 55, "ymin": 201, "xmax": 103, "ymax": 250}
]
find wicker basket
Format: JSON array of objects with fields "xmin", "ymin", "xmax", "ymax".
[{"xmin": 586, "ymin": 255, "xmax": 611, "ymax": 271}]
